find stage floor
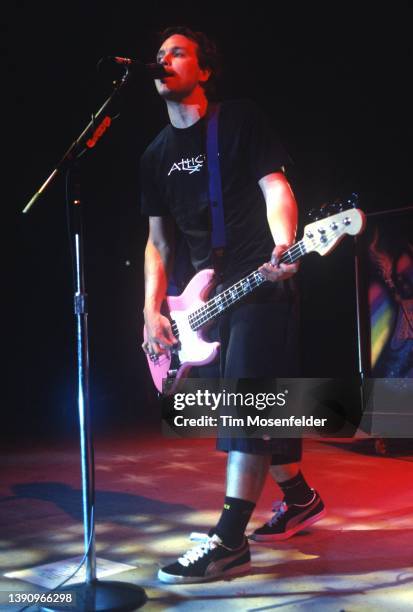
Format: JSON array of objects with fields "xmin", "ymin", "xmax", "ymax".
[{"xmin": 1, "ymin": 429, "xmax": 413, "ymax": 611}]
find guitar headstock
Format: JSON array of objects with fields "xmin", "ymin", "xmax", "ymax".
[{"xmin": 303, "ymin": 195, "xmax": 366, "ymax": 256}]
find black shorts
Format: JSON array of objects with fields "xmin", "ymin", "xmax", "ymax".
[{"xmin": 203, "ymin": 290, "xmax": 302, "ymax": 465}]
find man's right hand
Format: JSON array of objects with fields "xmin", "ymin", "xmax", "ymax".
[{"xmin": 142, "ymin": 311, "xmax": 178, "ymax": 357}]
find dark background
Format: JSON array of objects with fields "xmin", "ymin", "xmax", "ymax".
[{"xmin": 5, "ymin": 1, "xmax": 413, "ymax": 440}]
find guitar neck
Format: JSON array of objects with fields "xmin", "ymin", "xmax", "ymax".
[{"xmin": 188, "ymin": 239, "xmax": 307, "ymax": 331}]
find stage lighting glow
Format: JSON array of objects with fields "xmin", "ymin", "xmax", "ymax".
[
  {"xmin": 116, "ymin": 514, "xmax": 155, "ymax": 526},
  {"xmin": 109, "ymin": 542, "xmax": 144, "ymax": 555},
  {"xmin": 175, "ymin": 510, "xmax": 220, "ymax": 525},
  {"xmin": 0, "ymin": 549, "xmax": 45, "ymax": 569},
  {"xmin": 369, "ymin": 282, "xmax": 395, "ymax": 367}
]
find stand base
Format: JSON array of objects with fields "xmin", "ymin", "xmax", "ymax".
[{"xmin": 41, "ymin": 579, "xmax": 147, "ymax": 611}]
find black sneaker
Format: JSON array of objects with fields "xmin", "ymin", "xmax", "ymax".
[
  {"xmin": 249, "ymin": 490, "xmax": 326, "ymax": 542},
  {"xmin": 157, "ymin": 533, "xmax": 251, "ymax": 584}
]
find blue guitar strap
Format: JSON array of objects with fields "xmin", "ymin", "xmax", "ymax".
[
  {"xmin": 167, "ymin": 103, "xmax": 225, "ymax": 295},
  {"xmin": 206, "ymin": 103, "xmax": 226, "ymax": 273}
]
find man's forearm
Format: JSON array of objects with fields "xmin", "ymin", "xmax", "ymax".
[
  {"xmin": 143, "ymin": 241, "xmax": 172, "ymax": 315},
  {"xmin": 266, "ymin": 185, "xmax": 298, "ymax": 246},
  {"xmin": 259, "ymin": 172, "xmax": 298, "ymax": 246},
  {"xmin": 268, "ymin": 198, "xmax": 298, "ymax": 246}
]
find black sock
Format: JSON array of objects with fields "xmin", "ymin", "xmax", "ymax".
[
  {"xmin": 278, "ymin": 471, "xmax": 314, "ymax": 506},
  {"xmin": 213, "ymin": 496, "xmax": 255, "ymax": 548}
]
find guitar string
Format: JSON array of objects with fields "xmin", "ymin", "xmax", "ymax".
[
  {"xmin": 188, "ymin": 240, "xmax": 306, "ymax": 326},
  {"xmin": 188, "ymin": 221, "xmax": 354, "ymax": 329},
  {"xmin": 189, "ymin": 240, "xmax": 308, "ymax": 328},
  {"xmin": 189, "ymin": 274, "xmax": 265, "ymax": 329}
]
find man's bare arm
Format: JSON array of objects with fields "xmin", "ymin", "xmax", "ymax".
[
  {"xmin": 144, "ymin": 216, "xmax": 173, "ymax": 313},
  {"xmin": 143, "ymin": 216, "xmax": 178, "ymax": 355},
  {"xmin": 258, "ymin": 171, "xmax": 299, "ymax": 281}
]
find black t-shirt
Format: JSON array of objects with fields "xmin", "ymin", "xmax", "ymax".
[{"xmin": 140, "ymin": 99, "xmax": 290, "ymax": 285}]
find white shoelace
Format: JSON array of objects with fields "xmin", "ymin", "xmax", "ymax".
[
  {"xmin": 268, "ymin": 501, "xmax": 287, "ymax": 526},
  {"xmin": 268, "ymin": 491, "xmax": 317, "ymax": 526},
  {"xmin": 178, "ymin": 533, "xmax": 220, "ymax": 568}
]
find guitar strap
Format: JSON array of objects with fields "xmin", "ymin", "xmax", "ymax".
[
  {"xmin": 206, "ymin": 103, "xmax": 226, "ymax": 276},
  {"xmin": 167, "ymin": 104, "xmax": 225, "ymax": 295}
]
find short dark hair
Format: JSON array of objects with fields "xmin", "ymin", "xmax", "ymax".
[{"xmin": 158, "ymin": 26, "xmax": 221, "ymax": 97}]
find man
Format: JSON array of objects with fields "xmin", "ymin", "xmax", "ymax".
[{"xmin": 141, "ymin": 26, "xmax": 325, "ymax": 583}]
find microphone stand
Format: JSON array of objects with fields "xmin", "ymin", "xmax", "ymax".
[{"xmin": 23, "ymin": 65, "xmax": 147, "ymax": 611}]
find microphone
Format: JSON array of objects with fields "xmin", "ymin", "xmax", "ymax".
[{"xmin": 108, "ymin": 57, "xmax": 172, "ymax": 79}]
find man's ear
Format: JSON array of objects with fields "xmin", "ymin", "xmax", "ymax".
[{"xmin": 199, "ymin": 68, "xmax": 211, "ymax": 83}]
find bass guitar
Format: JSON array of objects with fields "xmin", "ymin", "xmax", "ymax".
[{"xmin": 144, "ymin": 201, "xmax": 366, "ymax": 394}]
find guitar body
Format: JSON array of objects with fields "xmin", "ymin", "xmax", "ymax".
[{"xmin": 143, "ymin": 268, "xmax": 220, "ymax": 394}]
